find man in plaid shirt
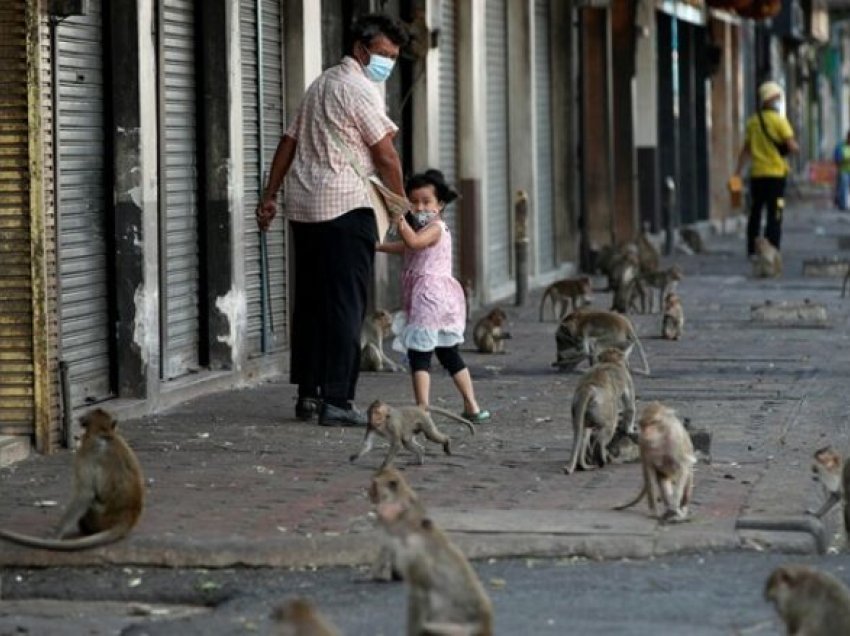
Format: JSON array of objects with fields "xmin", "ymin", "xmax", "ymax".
[{"xmin": 257, "ymin": 15, "xmax": 409, "ymax": 426}]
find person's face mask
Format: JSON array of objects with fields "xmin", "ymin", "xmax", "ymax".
[
  {"xmin": 360, "ymin": 43, "xmax": 396, "ymax": 83},
  {"xmin": 411, "ymin": 210, "xmax": 438, "ymax": 229}
]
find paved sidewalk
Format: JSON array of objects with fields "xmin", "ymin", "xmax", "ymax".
[{"xmin": 2, "ymin": 200, "xmax": 850, "ymax": 567}]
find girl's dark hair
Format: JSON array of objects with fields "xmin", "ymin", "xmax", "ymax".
[
  {"xmin": 349, "ymin": 14, "xmax": 410, "ymax": 52},
  {"xmin": 405, "ymin": 169, "xmax": 459, "ymax": 204}
]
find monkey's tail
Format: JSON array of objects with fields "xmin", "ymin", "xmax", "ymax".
[
  {"xmin": 627, "ymin": 323, "xmax": 651, "ymax": 375},
  {"xmin": 613, "ymin": 485, "xmax": 647, "ymax": 511},
  {"xmin": 0, "ymin": 526, "xmax": 130, "ymax": 552},
  {"xmin": 427, "ymin": 406, "xmax": 475, "ymax": 436},
  {"xmin": 565, "ymin": 390, "xmax": 592, "ymax": 475}
]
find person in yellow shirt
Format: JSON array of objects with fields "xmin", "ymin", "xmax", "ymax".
[{"xmin": 734, "ymin": 81, "xmax": 799, "ymax": 257}]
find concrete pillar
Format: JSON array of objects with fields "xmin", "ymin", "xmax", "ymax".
[
  {"xmin": 457, "ymin": 0, "xmax": 486, "ymax": 297},
  {"xmin": 109, "ymin": 0, "xmax": 157, "ymax": 399}
]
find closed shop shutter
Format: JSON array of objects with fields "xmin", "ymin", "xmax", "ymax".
[
  {"xmin": 56, "ymin": 0, "xmax": 113, "ymax": 407},
  {"xmin": 0, "ymin": 0, "xmax": 34, "ymax": 435},
  {"xmin": 534, "ymin": 0, "xmax": 555, "ymax": 273},
  {"xmin": 438, "ymin": 0, "xmax": 460, "ymax": 273},
  {"xmin": 241, "ymin": 0, "xmax": 287, "ymax": 355},
  {"xmin": 485, "ymin": 0, "xmax": 511, "ymax": 288},
  {"xmin": 159, "ymin": 0, "xmax": 200, "ymax": 379}
]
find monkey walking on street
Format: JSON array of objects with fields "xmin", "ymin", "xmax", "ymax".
[
  {"xmin": 629, "ymin": 265, "xmax": 683, "ymax": 314},
  {"xmin": 556, "ymin": 309, "xmax": 650, "ymax": 375},
  {"xmin": 370, "ymin": 468, "xmax": 494, "ymax": 636},
  {"xmin": 538, "ymin": 277, "xmax": 593, "ymax": 321},
  {"xmin": 350, "ymin": 401, "xmax": 475, "ymax": 470},
  {"xmin": 0, "ymin": 408, "xmax": 144, "ymax": 551},
  {"xmin": 765, "ymin": 565, "xmax": 850, "ymax": 636}
]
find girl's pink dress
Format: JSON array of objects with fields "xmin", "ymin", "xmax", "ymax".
[{"xmin": 392, "ymin": 220, "xmax": 466, "ymax": 353}]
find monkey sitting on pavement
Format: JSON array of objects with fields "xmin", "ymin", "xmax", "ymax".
[
  {"xmin": 538, "ymin": 277, "xmax": 593, "ymax": 322},
  {"xmin": 0, "ymin": 408, "xmax": 144, "ymax": 551},
  {"xmin": 272, "ymin": 598, "xmax": 341, "ymax": 636},
  {"xmin": 350, "ymin": 401, "xmax": 475, "ymax": 470},
  {"xmin": 752, "ymin": 236, "xmax": 782, "ymax": 278},
  {"xmin": 361, "ymin": 309, "xmax": 404, "ymax": 373},
  {"xmin": 662, "ymin": 292, "xmax": 684, "ymax": 340},
  {"xmin": 765, "ymin": 565, "xmax": 850, "ymax": 636},
  {"xmin": 564, "ymin": 348, "xmax": 636, "ymax": 474},
  {"xmin": 371, "ymin": 467, "xmax": 494, "ymax": 636},
  {"xmin": 472, "ymin": 307, "xmax": 511, "ymax": 353},
  {"xmin": 555, "ymin": 309, "xmax": 650, "ymax": 375},
  {"xmin": 614, "ymin": 402, "xmax": 695, "ymax": 523}
]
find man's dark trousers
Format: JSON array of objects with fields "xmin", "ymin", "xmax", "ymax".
[
  {"xmin": 290, "ymin": 208, "xmax": 377, "ymax": 406},
  {"xmin": 747, "ymin": 176, "xmax": 785, "ymax": 256}
]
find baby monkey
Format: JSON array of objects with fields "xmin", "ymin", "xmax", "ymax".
[
  {"xmin": 662, "ymin": 292, "xmax": 684, "ymax": 340},
  {"xmin": 473, "ymin": 307, "xmax": 512, "ymax": 353},
  {"xmin": 361, "ymin": 309, "xmax": 404, "ymax": 373},
  {"xmin": 350, "ymin": 401, "xmax": 475, "ymax": 470},
  {"xmin": 766, "ymin": 565, "xmax": 850, "ymax": 636}
]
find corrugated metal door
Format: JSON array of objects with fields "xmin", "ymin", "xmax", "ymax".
[
  {"xmin": 485, "ymin": 0, "xmax": 511, "ymax": 288},
  {"xmin": 159, "ymin": 0, "xmax": 200, "ymax": 379},
  {"xmin": 56, "ymin": 1, "xmax": 113, "ymax": 407},
  {"xmin": 0, "ymin": 0, "xmax": 34, "ymax": 435},
  {"xmin": 534, "ymin": 0, "xmax": 555, "ymax": 272},
  {"xmin": 438, "ymin": 0, "xmax": 460, "ymax": 273},
  {"xmin": 241, "ymin": 0, "xmax": 287, "ymax": 356}
]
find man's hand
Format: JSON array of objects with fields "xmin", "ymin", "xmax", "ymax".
[{"xmin": 256, "ymin": 198, "xmax": 277, "ymax": 231}]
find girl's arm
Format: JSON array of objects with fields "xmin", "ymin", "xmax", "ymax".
[
  {"xmin": 376, "ymin": 240, "xmax": 405, "ymax": 255},
  {"xmin": 397, "ymin": 217, "xmax": 441, "ymax": 251}
]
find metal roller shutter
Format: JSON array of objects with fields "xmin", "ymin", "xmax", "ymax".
[
  {"xmin": 438, "ymin": 0, "xmax": 460, "ymax": 273},
  {"xmin": 0, "ymin": 0, "xmax": 34, "ymax": 435},
  {"xmin": 241, "ymin": 0, "xmax": 287, "ymax": 355},
  {"xmin": 159, "ymin": 0, "xmax": 200, "ymax": 379},
  {"xmin": 56, "ymin": 0, "xmax": 113, "ymax": 407},
  {"xmin": 534, "ymin": 0, "xmax": 555, "ymax": 272},
  {"xmin": 485, "ymin": 0, "xmax": 511, "ymax": 288}
]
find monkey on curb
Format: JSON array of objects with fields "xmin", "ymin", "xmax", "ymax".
[
  {"xmin": 370, "ymin": 468, "xmax": 494, "ymax": 636},
  {"xmin": 472, "ymin": 308, "xmax": 511, "ymax": 354},
  {"xmin": 0, "ymin": 409, "xmax": 144, "ymax": 551},
  {"xmin": 350, "ymin": 401, "xmax": 475, "ymax": 470},
  {"xmin": 564, "ymin": 348, "xmax": 636, "ymax": 475},
  {"xmin": 807, "ymin": 447, "xmax": 850, "ymax": 533},
  {"xmin": 538, "ymin": 277, "xmax": 593, "ymax": 321},
  {"xmin": 361, "ymin": 309, "xmax": 404, "ymax": 373},
  {"xmin": 752, "ymin": 236, "xmax": 782, "ymax": 278},
  {"xmin": 765, "ymin": 565, "xmax": 850, "ymax": 636},
  {"xmin": 272, "ymin": 598, "xmax": 341, "ymax": 636},
  {"xmin": 662, "ymin": 292, "xmax": 684, "ymax": 340},
  {"xmin": 555, "ymin": 309, "xmax": 650, "ymax": 375},
  {"xmin": 614, "ymin": 402, "xmax": 695, "ymax": 522}
]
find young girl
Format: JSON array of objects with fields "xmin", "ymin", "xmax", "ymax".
[{"xmin": 377, "ymin": 169, "xmax": 490, "ymax": 423}]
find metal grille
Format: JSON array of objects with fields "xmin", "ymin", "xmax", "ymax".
[
  {"xmin": 438, "ymin": 0, "xmax": 460, "ymax": 274},
  {"xmin": 534, "ymin": 0, "xmax": 555, "ymax": 272},
  {"xmin": 0, "ymin": 0, "xmax": 34, "ymax": 434},
  {"xmin": 160, "ymin": 0, "xmax": 200, "ymax": 379},
  {"xmin": 485, "ymin": 0, "xmax": 511, "ymax": 288},
  {"xmin": 241, "ymin": 0, "xmax": 287, "ymax": 355},
  {"xmin": 56, "ymin": 0, "xmax": 113, "ymax": 407}
]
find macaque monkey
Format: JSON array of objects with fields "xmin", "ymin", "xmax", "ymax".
[
  {"xmin": 765, "ymin": 565, "xmax": 850, "ymax": 636},
  {"xmin": 0, "ymin": 409, "xmax": 144, "ymax": 550},
  {"xmin": 807, "ymin": 447, "xmax": 850, "ymax": 529},
  {"xmin": 272, "ymin": 598, "xmax": 341, "ymax": 636},
  {"xmin": 564, "ymin": 347, "xmax": 636, "ymax": 475},
  {"xmin": 662, "ymin": 292, "xmax": 684, "ymax": 340},
  {"xmin": 610, "ymin": 249, "xmax": 640, "ymax": 314},
  {"xmin": 361, "ymin": 309, "xmax": 404, "ymax": 373},
  {"xmin": 636, "ymin": 231, "xmax": 660, "ymax": 273},
  {"xmin": 753, "ymin": 236, "xmax": 782, "ymax": 278},
  {"xmin": 371, "ymin": 468, "xmax": 494, "ymax": 636},
  {"xmin": 615, "ymin": 402, "xmax": 695, "ymax": 522},
  {"xmin": 679, "ymin": 227, "xmax": 705, "ymax": 254},
  {"xmin": 538, "ymin": 277, "xmax": 593, "ymax": 321},
  {"xmin": 630, "ymin": 265, "xmax": 684, "ymax": 314},
  {"xmin": 556, "ymin": 309, "xmax": 650, "ymax": 375},
  {"xmin": 472, "ymin": 308, "xmax": 511, "ymax": 354},
  {"xmin": 350, "ymin": 401, "xmax": 475, "ymax": 470}
]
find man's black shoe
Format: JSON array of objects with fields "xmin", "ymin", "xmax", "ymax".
[
  {"xmin": 318, "ymin": 403, "xmax": 367, "ymax": 427},
  {"xmin": 295, "ymin": 397, "xmax": 320, "ymax": 421}
]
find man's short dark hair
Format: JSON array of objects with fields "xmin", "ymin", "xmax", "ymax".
[{"xmin": 349, "ymin": 14, "xmax": 409, "ymax": 52}]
